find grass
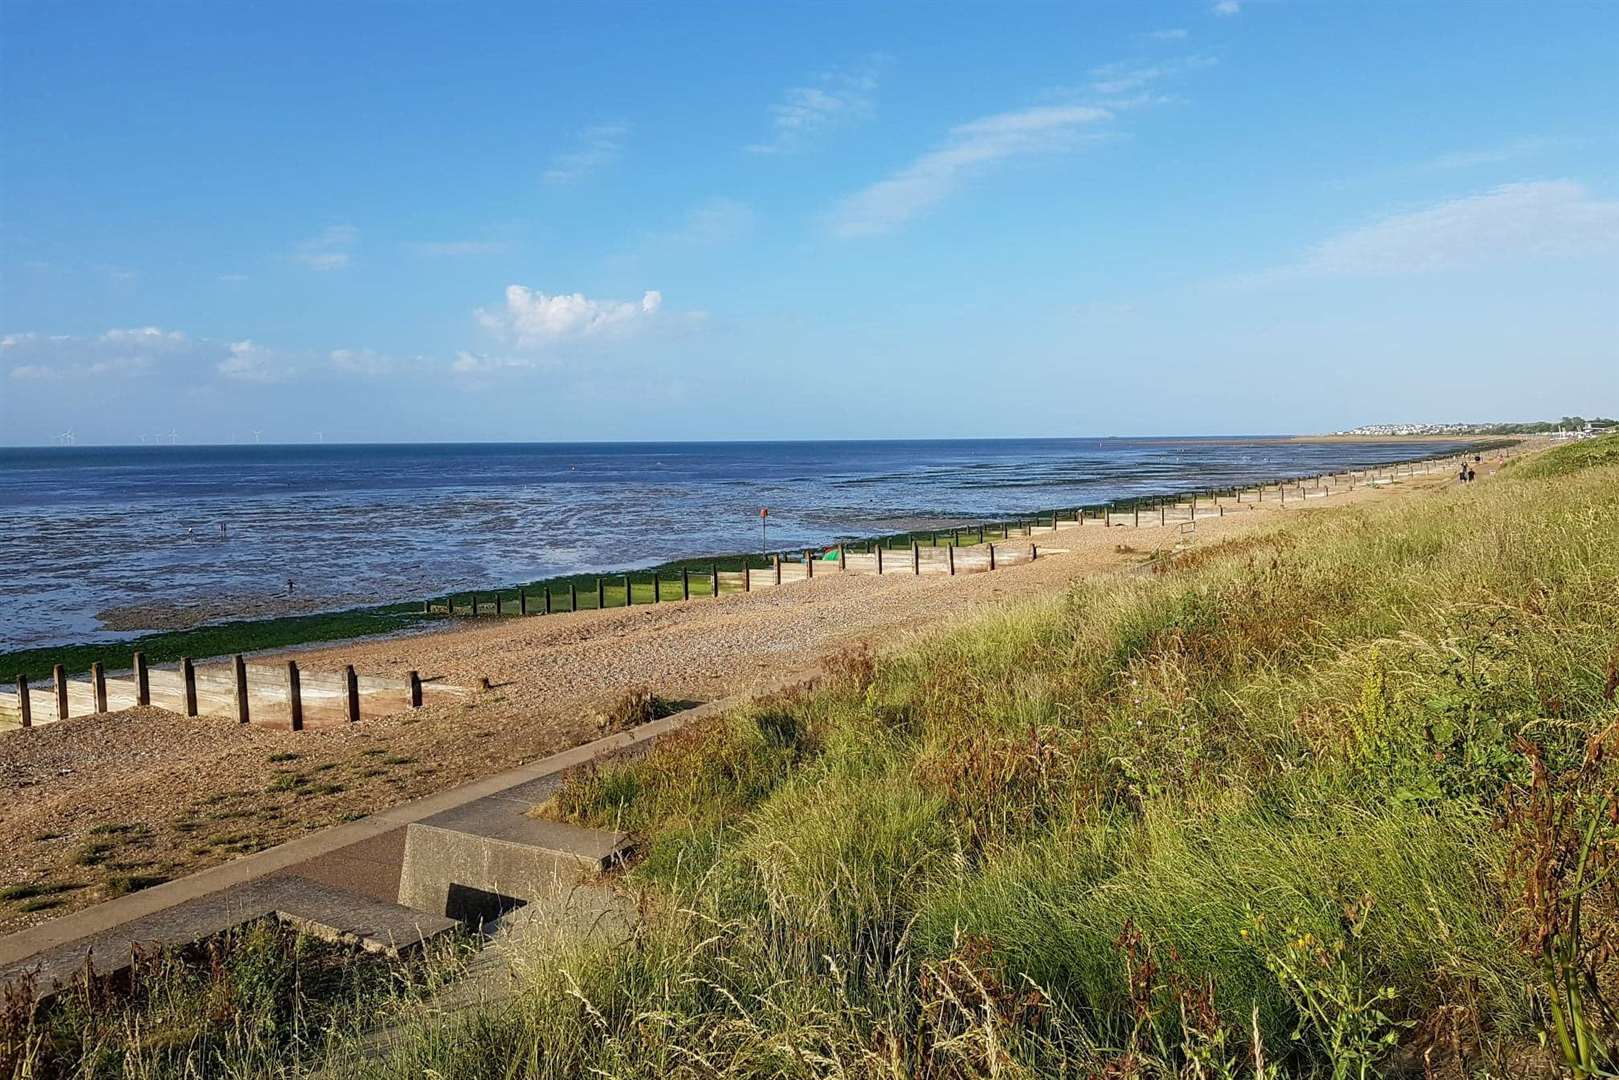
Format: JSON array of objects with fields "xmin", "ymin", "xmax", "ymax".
[
  {"xmin": 334, "ymin": 434, "xmax": 1618, "ymax": 1078},
  {"xmin": 0, "ymin": 918, "xmax": 469, "ymax": 1079}
]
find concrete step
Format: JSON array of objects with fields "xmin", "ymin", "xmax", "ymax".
[
  {"xmin": 397, "ymin": 805, "xmax": 632, "ymax": 923},
  {"xmin": 269, "ymin": 877, "xmax": 460, "ymax": 957}
]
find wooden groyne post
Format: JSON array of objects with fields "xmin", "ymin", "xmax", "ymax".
[
  {"xmin": 53, "ymin": 664, "xmax": 67, "ymax": 721},
  {"xmin": 182, "ymin": 657, "xmax": 198, "ymax": 717},
  {"xmin": 134, "ymin": 651, "xmax": 150, "ymax": 707},
  {"xmin": 344, "ymin": 664, "xmax": 360, "ymax": 724},
  {"xmin": 91, "ymin": 662, "xmax": 107, "ymax": 713},
  {"xmin": 286, "ymin": 660, "xmax": 303, "ymax": 732},
  {"xmin": 233, "ymin": 654, "xmax": 250, "ymax": 724},
  {"xmin": 15, "ymin": 675, "xmax": 30, "ymax": 729},
  {"xmin": 408, "ymin": 669, "xmax": 423, "ymax": 708}
]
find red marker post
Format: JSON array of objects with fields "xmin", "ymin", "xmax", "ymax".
[{"xmin": 759, "ymin": 506, "xmax": 769, "ymax": 550}]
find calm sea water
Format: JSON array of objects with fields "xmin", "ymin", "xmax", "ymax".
[{"xmin": 0, "ymin": 438, "xmax": 1472, "ymax": 649}]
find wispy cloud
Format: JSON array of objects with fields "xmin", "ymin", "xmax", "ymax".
[
  {"xmin": 1087, "ymin": 55, "xmax": 1216, "ymax": 98},
  {"xmin": 1212, "ymin": 1, "xmax": 1241, "ymax": 16},
  {"xmin": 406, "ymin": 240, "xmax": 510, "ymax": 257},
  {"xmin": 4, "ymin": 327, "xmax": 190, "ymax": 381},
  {"xmin": 543, "ymin": 123, "xmax": 630, "ymax": 184},
  {"xmin": 217, "ymin": 340, "xmax": 290, "ymax": 382},
  {"xmin": 660, "ymin": 198, "xmax": 756, "ymax": 246},
  {"xmin": 293, "ymin": 224, "xmax": 359, "ymax": 271},
  {"xmin": 475, "ymin": 285, "xmax": 664, "ymax": 349},
  {"xmin": 828, "ymin": 104, "xmax": 1113, "ymax": 238},
  {"xmin": 747, "ymin": 58, "xmax": 883, "ymax": 154},
  {"xmin": 1412, "ymin": 137, "xmax": 1563, "ymax": 174},
  {"xmin": 1257, "ymin": 180, "xmax": 1619, "ymax": 280}
]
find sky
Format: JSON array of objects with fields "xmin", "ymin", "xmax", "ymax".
[{"xmin": 1, "ymin": 1, "xmax": 1616, "ymax": 446}]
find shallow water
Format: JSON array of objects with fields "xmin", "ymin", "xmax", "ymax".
[{"xmin": 0, "ymin": 438, "xmax": 1472, "ymax": 649}]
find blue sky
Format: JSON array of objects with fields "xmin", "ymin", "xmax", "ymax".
[{"xmin": 2, "ymin": 1, "xmax": 1615, "ymax": 445}]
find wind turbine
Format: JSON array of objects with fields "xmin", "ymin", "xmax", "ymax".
[
  {"xmin": 54, "ymin": 430, "xmax": 75, "ymax": 446},
  {"xmin": 251, "ymin": 430, "xmax": 263, "ymax": 445}
]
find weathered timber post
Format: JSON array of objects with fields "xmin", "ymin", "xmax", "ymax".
[
  {"xmin": 493, "ymin": 592, "xmax": 502, "ymax": 616},
  {"xmin": 134, "ymin": 650, "xmax": 150, "ymax": 707},
  {"xmin": 286, "ymin": 660, "xmax": 303, "ymax": 731},
  {"xmin": 91, "ymin": 662, "xmax": 108, "ymax": 713},
  {"xmin": 597, "ymin": 578, "xmax": 606, "ymax": 609},
  {"xmin": 838, "ymin": 544, "xmax": 847, "ymax": 572},
  {"xmin": 1031, "ymin": 544, "xmax": 1038, "ymax": 561},
  {"xmin": 978, "ymin": 525, "xmax": 985, "ymax": 543},
  {"xmin": 654, "ymin": 575, "xmax": 662, "ymax": 603},
  {"xmin": 1160, "ymin": 506, "xmax": 1166, "ymax": 526},
  {"xmin": 519, "ymin": 589, "xmax": 529, "ymax": 616},
  {"xmin": 470, "ymin": 591, "xmax": 479, "ymax": 616},
  {"xmin": 182, "ymin": 657, "xmax": 199, "ymax": 718},
  {"xmin": 571, "ymin": 582, "xmax": 579, "ymax": 610},
  {"xmin": 948, "ymin": 544, "xmax": 956, "ymax": 575},
  {"xmin": 989, "ymin": 543, "xmax": 996, "ymax": 570},
  {"xmin": 53, "ymin": 664, "xmax": 67, "ymax": 720},
  {"xmin": 742, "ymin": 561, "xmax": 751, "ymax": 592},
  {"xmin": 624, "ymin": 575, "xmax": 632, "ymax": 607},
  {"xmin": 233, "ymin": 655, "xmax": 249, "ymax": 724},
  {"xmin": 423, "ymin": 600, "xmax": 431, "ymax": 615},
  {"xmin": 876, "ymin": 546, "xmax": 884, "ymax": 574},
  {"xmin": 1133, "ymin": 505, "xmax": 1140, "ymax": 528},
  {"xmin": 408, "ymin": 670, "xmax": 423, "ymax": 708},
  {"xmin": 804, "ymin": 551, "xmax": 814, "ymax": 580},
  {"xmin": 683, "ymin": 567, "xmax": 691, "ymax": 599},
  {"xmin": 912, "ymin": 542, "xmax": 920, "ymax": 575},
  {"xmin": 711, "ymin": 564, "xmax": 720, "ymax": 597},
  {"xmin": 16, "ymin": 675, "xmax": 31, "ymax": 728},
  {"xmin": 774, "ymin": 555, "xmax": 782, "ymax": 585},
  {"xmin": 544, "ymin": 588, "xmax": 553, "ymax": 615},
  {"xmin": 344, "ymin": 665, "xmax": 360, "ymax": 724}
]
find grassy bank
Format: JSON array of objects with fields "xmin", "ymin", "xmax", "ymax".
[
  {"xmin": 3, "ymin": 446, "xmax": 1493, "ymax": 685},
  {"xmin": 343, "ymin": 435, "xmax": 1615, "ymax": 1077},
  {"xmin": 0, "ymin": 918, "xmax": 468, "ymax": 1078}
]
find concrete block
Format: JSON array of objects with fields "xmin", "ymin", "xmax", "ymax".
[{"xmin": 397, "ymin": 816, "xmax": 630, "ymax": 921}]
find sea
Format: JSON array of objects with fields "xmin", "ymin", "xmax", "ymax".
[{"xmin": 0, "ymin": 437, "xmax": 1476, "ymax": 650}]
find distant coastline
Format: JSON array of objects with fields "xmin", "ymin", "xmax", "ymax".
[{"xmin": 0, "ymin": 436, "xmax": 1500, "ymax": 679}]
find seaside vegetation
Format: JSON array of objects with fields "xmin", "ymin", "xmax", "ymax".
[
  {"xmin": 0, "ymin": 920, "xmax": 469, "ymax": 1078},
  {"xmin": 345, "ymin": 433, "xmax": 1616, "ymax": 1077}
]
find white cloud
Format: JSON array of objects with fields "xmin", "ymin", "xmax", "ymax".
[
  {"xmin": 294, "ymin": 224, "xmax": 359, "ymax": 271},
  {"xmin": 748, "ymin": 58, "xmax": 882, "ymax": 154},
  {"xmin": 829, "ymin": 104, "xmax": 1113, "ymax": 237},
  {"xmin": 217, "ymin": 340, "xmax": 288, "ymax": 382},
  {"xmin": 407, "ymin": 240, "xmax": 509, "ymax": 256},
  {"xmin": 449, "ymin": 351, "xmax": 552, "ymax": 376},
  {"xmin": 476, "ymin": 286, "xmax": 664, "ymax": 348},
  {"xmin": 1213, "ymin": 1, "xmax": 1241, "ymax": 15},
  {"xmin": 1302, "ymin": 180, "xmax": 1619, "ymax": 275},
  {"xmin": 543, "ymin": 123, "xmax": 629, "ymax": 185},
  {"xmin": 3, "ymin": 327, "xmax": 192, "ymax": 380}
]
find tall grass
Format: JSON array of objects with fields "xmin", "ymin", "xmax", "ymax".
[{"xmin": 348, "ymin": 436, "xmax": 1619, "ymax": 1078}]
